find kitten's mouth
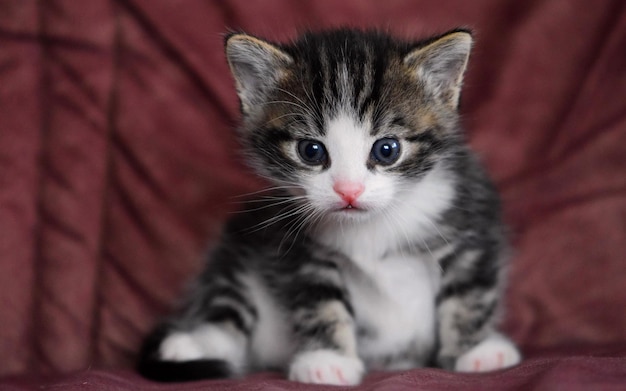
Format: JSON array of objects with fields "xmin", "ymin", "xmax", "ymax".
[{"xmin": 335, "ymin": 204, "xmax": 366, "ymax": 213}]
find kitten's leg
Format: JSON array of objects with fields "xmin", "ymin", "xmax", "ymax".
[
  {"xmin": 149, "ymin": 281, "xmax": 258, "ymax": 378},
  {"xmin": 281, "ymin": 261, "xmax": 364, "ymax": 385},
  {"xmin": 436, "ymin": 248, "xmax": 521, "ymax": 372}
]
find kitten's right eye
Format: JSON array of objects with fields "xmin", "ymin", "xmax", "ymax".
[{"xmin": 297, "ymin": 140, "xmax": 328, "ymax": 165}]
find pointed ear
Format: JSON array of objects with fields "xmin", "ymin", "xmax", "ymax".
[
  {"xmin": 225, "ymin": 33, "xmax": 293, "ymax": 115},
  {"xmin": 403, "ymin": 30, "xmax": 473, "ymax": 108}
]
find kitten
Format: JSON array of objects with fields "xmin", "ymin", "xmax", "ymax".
[{"xmin": 137, "ymin": 28, "xmax": 521, "ymax": 385}]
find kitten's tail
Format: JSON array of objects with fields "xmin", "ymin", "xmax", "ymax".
[{"xmin": 137, "ymin": 324, "xmax": 233, "ymax": 382}]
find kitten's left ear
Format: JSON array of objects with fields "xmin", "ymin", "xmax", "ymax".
[
  {"xmin": 404, "ymin": 30, "xmax": 473, "ymax": 108},
  {"xmin": 225, "ymin": 33, "xmax": 293, "ymax": 116}
]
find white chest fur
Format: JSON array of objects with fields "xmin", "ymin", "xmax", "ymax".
[
  {"xmin": 342, "ymin": 251, "xmax": 440, "ymax": 369},
  {"xmin": 313, "ymin": 165, "xmax": 454, "ymax": 368}
]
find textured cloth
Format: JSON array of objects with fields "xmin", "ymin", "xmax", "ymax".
[
  {"xmin": 3, "ymin": 348, "xmax": 626, "ymax": 391},
  {"xmin": 1, "ymin": 0, "xmax": 625, "ymax": 388}
]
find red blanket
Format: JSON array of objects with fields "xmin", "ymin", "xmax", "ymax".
[{"xmin": 1, "ymin": 0, "xmax": 625, "ymax": 388}]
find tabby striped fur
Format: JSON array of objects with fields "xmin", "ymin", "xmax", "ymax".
[{"xmin": 138, "ymin": 28, "xmax": 521, "ymax": 385}]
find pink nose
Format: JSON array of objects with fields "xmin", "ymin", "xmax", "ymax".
[{"xmin": 333, "ymin": 181, "xmax": 365, "ymax": 204}]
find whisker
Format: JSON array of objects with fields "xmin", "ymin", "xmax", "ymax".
[
  {"xmin": 298, "ymin": 77, "xmax": 324, "ymax": 126},
  {"xmin": 279, "ymin": 204, "xmax": 317, "ymax": 255},
  {"xmin": 229, "ymin": 197, "xmax": 307, "ymax": 214},
  {"xmin": 243, "ymin": 199, "xmax": 310, "ymax": 234},
  {"xmin": 260, "ymin": 112, "xmax": 307, "ymax": 128},
  {"xmin": 275, "ymin": 87, "xmax": 310, "ymax": 108},
  {"xmin": 422, "ymin": 214, "xmax": 450, "ymax": 246},
  {"xmin": 231, "ymin": 184, "xmax": 302, "ymax": 199},
  {"xmin": 261, "ymin": 100, "xmax": 313, "ymax": 117}
]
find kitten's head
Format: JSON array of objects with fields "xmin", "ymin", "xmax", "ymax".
[{"xmin": 225, "ymin": 29, "xmax": 471, "ymax": 222}]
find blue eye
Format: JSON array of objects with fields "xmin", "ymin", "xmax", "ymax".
[
  {"xmin": 298, "ymin": 140, "xmax": 327, "ymax": 165},
  {"xmin": 371, "ymin": 138, "xmax": 401, "ymax": 165}
]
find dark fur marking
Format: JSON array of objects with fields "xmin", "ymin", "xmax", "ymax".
[{"xmin": 204, "ymin": 305, "xmax": 251, "ymax": 335}]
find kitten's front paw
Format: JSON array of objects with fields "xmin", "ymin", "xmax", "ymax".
[
  {"xmin": 289, "ymin": 350, "xmax": 365, "ymax": 386},
  {"xmin": 455, "ymin": 334, "xmax": 521, "ymax": 372}
]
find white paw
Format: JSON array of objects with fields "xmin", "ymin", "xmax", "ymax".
[
  {"xmin": 160, "ymin": 332, "xmax": 205, "ymax": 361},
  {"xmin": 455, "ymin": 334, "xmax": 521, "ymax": 372},
  {"xmin": 158, "ymin": 325, "xmax": 246, "ymax": 370},
  {"xmin": 289, "ymin": 350, "xmax": 365, "ymax": 386}
]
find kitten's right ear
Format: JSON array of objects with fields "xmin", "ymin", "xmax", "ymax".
[{"xmin": 225, "ymin": 33, "xmax": 293, "ymax": 115}]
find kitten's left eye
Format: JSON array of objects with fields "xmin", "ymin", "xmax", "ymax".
[
  {"xmin": 297, "ymin": 140, "xmax": 328, "ymax": 165},
  {"xmin": 371, "ymin": 138, "xmax": 401, "ymax": 165}
]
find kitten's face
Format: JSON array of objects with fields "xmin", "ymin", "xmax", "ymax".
[
  {"xmin": 279, "ymin": 111, "xmax": 407, "ymax": 219},
  {"xmin": 226, "ymin": 29, "xmax": 472, "ymax": 222}
]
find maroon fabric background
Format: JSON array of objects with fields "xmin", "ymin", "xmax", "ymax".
[
  {"xmin": 3, "ymin": 349, "xmax": 626, "ymax": 391},
  {"xmin": 1, "ymin": 0, "xmax": 625, "ymax": 389}
]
